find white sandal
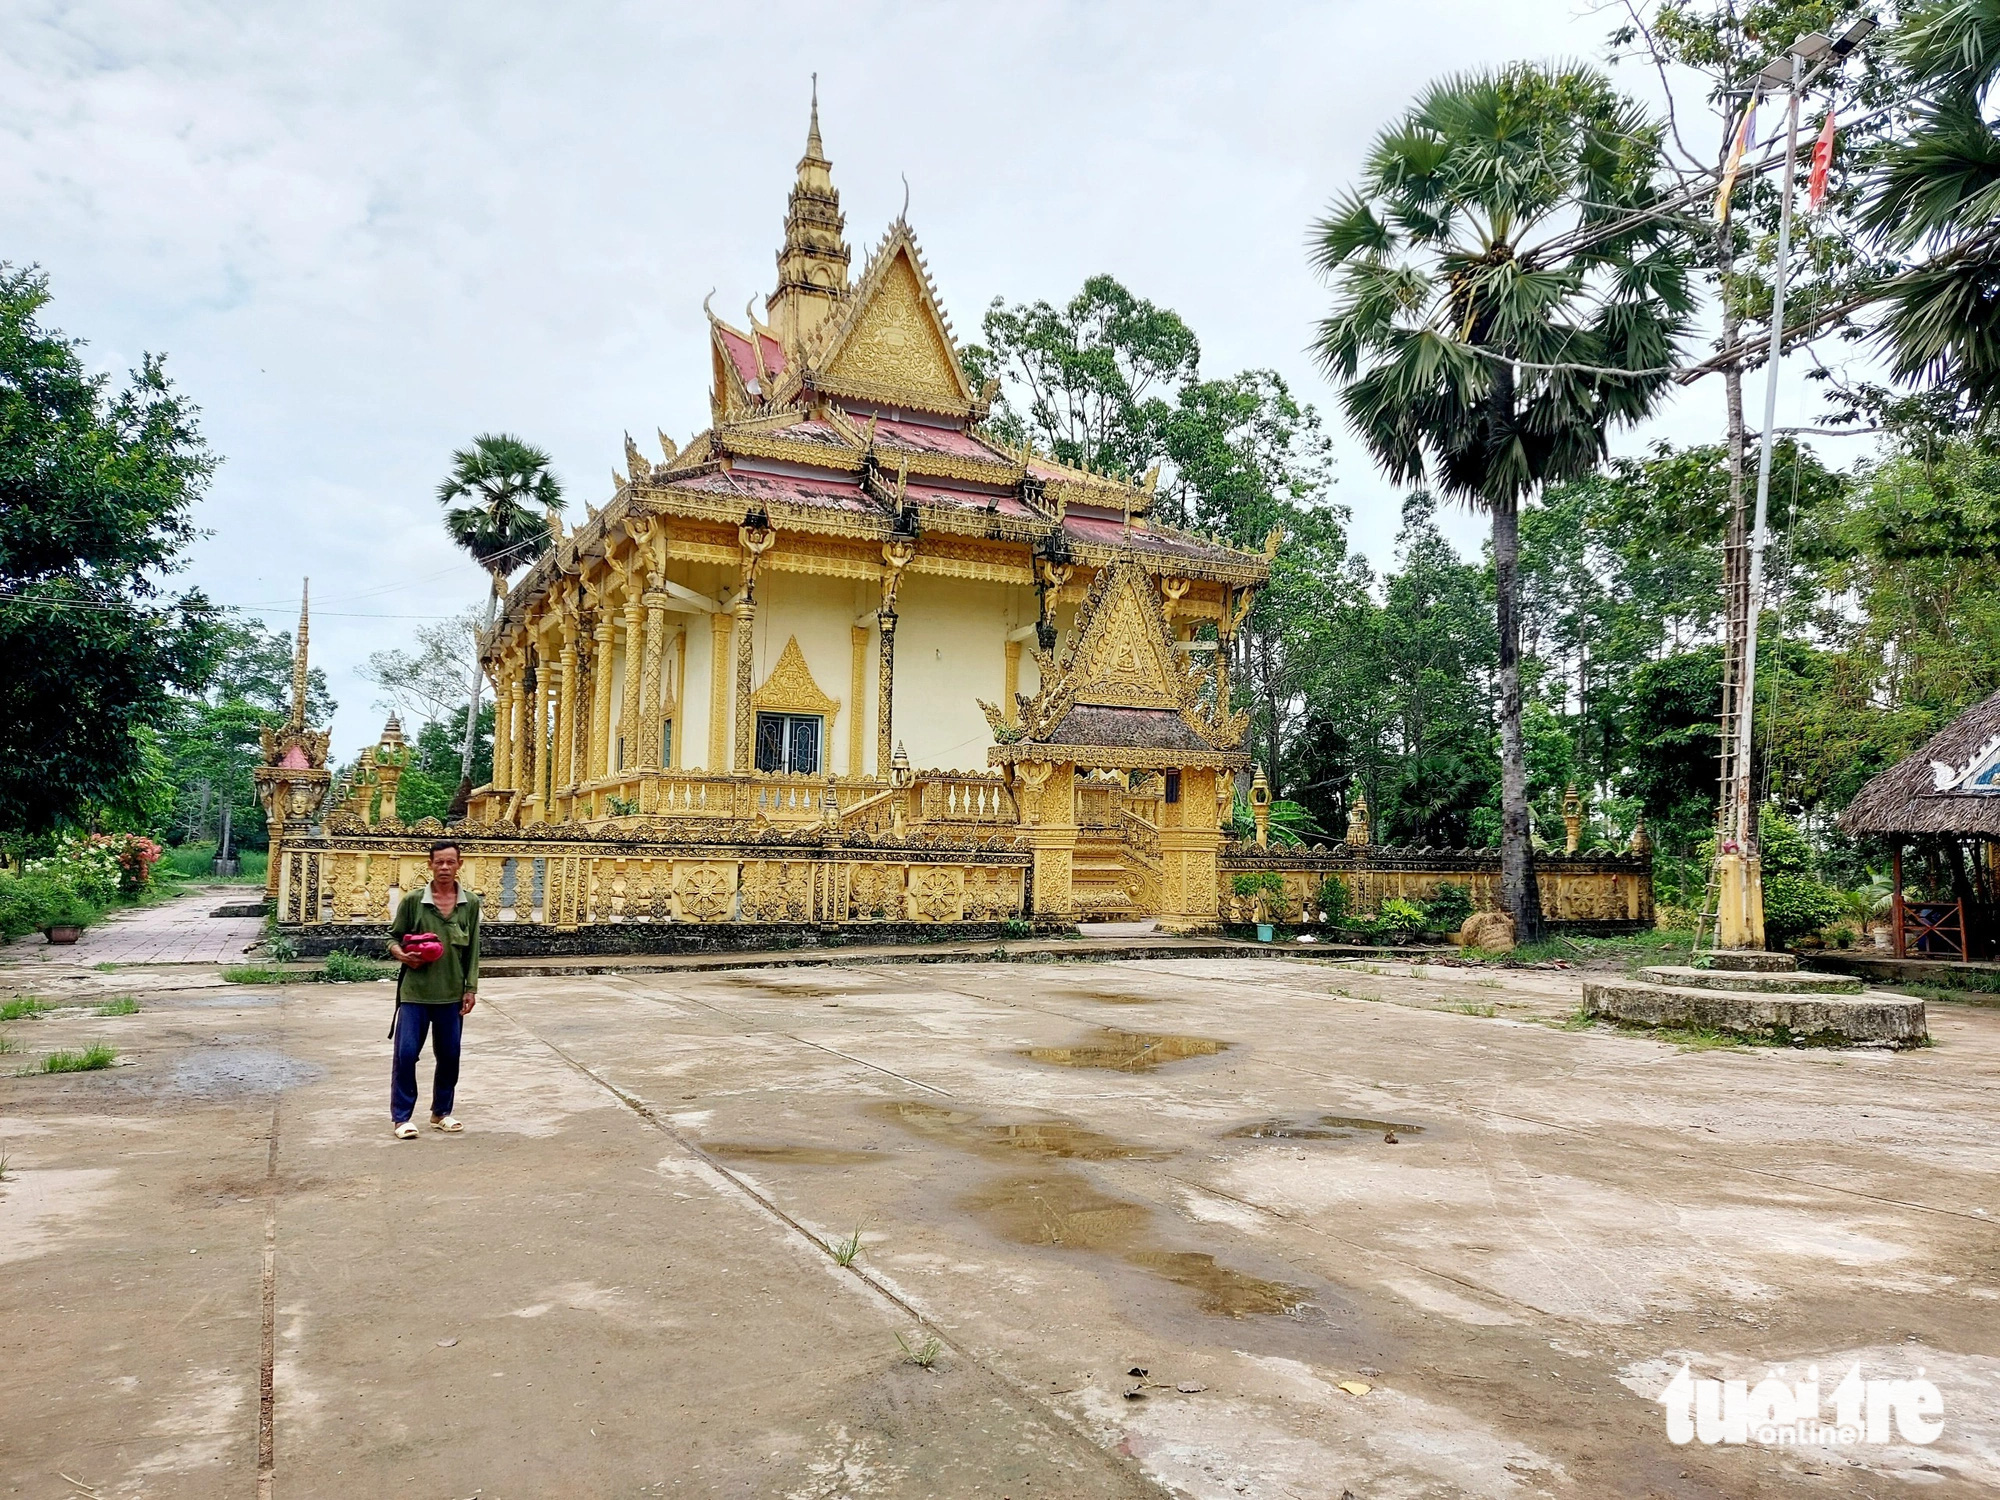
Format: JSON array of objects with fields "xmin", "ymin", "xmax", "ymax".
[
  {"xmin": 394, "ymin": 1121, "xmax": 418, "ymax": 1140},
  {"xmin": 431, "ymin": 1115, "xmax": 464, "ymax": 1133}
]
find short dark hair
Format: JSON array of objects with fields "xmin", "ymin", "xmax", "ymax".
[{"xmin": 428, "ymin": 840, "xmax": 462, "ymax": 860}]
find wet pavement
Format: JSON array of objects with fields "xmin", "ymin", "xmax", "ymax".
[{"xmin": 2, "ymin": 952, "xmax": 1997, "ymax": 1496}]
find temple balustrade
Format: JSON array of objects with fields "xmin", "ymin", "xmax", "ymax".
[{"xmin": 1219, "ymin": 841, "xmax": 1653, "ymax": 930}]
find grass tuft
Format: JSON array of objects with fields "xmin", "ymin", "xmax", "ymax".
[
  {"xmin": 896, "ymin": 1331, "xmax": 943, "ymax": 1369},
  {"xmin": 0, "ymin": 1033, "xmax": 14, "ymax": 1055},
  {"xmin": 33, "ymin": 1043, "xmax": 117, "ymax": 1074},
  {"xmin": 322, "ymin": 950, "xmax": 391, "ymax": 983},
  {"xmin": 0, "ymin": 998, "xmax": 50, "ymax": 1022},
  {"xmin": 221, "ymin": 964, "xmax": 290, "ymax": 985},
  {"xmin": 97, "ymin": 997, "xmax": 140, "ymax": 1016},
  {"xmin": 1450, "ymin": 1001, "xmax": 1497, "ymax": 1018},
  {"xmin": 830, "ymin": 1228, "xmax": 864, "ymax": 1268},
  {"xmin": 92, "ymin": 962, "xmax": 122, "ymax": 973}
]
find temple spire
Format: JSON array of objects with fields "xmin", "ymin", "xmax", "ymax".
[
  {"xmin": 290, "ymin": 578, "xmax": 311, "ymax": 729},
  {"xmin": 768, "ymin": 83, "xmax": 850, "ymax": 349}
]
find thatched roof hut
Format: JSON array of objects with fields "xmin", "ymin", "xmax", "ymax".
[{"xmin": 1840, "ymin": 687, "xmax": 2000, "ymax": 839}]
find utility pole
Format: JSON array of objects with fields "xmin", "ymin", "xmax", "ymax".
[{"xmin": 1710, "ymin": 19, "xmax": 1873, "ymax": 952}]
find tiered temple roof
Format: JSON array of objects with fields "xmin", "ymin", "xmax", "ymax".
[{"xmin": 496, "ymin": 101, "xmax": 1270, "ymax": 635}]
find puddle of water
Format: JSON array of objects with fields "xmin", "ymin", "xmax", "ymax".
[
  {"xmin": 963, "ymin": 1171, "xmax": 1154, "ymax": 1250},
  {"xmin": 170, "ymin": 1049, "xmax": 326, "ymax": 1097},
  {"xmin": 1020, "ymin": 1030, "xmax": 1226, "ymax": 1072},
  {"xmin": 872, "ymin": 1101, "xmax": 1167, "ymax": 1160},
  {"xmin": 704, "ymin": 1142, "xmax": 877, "ymax": 1167},
  {"xmin": 1320, "ymin": 1115, "xmax": 1424, "ymax": 1136},
  {"xmin": 1127, "ymin": 1250, "xmax": 1311, "ymax": 1317},
  {"xmin": 962, "ymin": 1171, "xmax": 1312, "ymax": 1318},
  {"xmin": 1226, "ymin": 1120, "xmax": 1342, "ymax": 1140},
  {"xmin": 1226, "ymin": 1115, "xmax": 1424, "ymax": 1140}
]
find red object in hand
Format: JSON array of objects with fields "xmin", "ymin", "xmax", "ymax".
[{"xmin": 402, "ymin": 932, "xmax": 444, "ymax": 965}]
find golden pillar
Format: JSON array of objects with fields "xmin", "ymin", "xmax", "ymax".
[
  {"xmin": 732, "ymin": 599, "xmax": 757, "ymax": 772},
  {"xmin": 638, "ymin": 585, "xmax": 667, "ymax": 811},
  {"xmin": 591, "ymin": 612, "xmax": 615, "ymax": 787},
  {"xmin": 1017, "ymin": 759, "xmax": 1076, "ymax": 921},
  {"xmin": 849, "ymin": 624, "xmax": 868, "ymax": 777},
  {"xmin": 1003, "ymin": 639, "xmax": 1022, "ymax": 724},
  {"xmin": 1563, "ymin": 783, "xmax": 1583, "ymax": 855},
  {"xmin": 488, "ymin": 657, "xmax": 511, "ymax": 793},
  {"xmin": 708, "ymin": 610, "xmax": 734, "ymax": 771},
  {"xmin": 553, "ymin": 623, "xmax": 578, "ymax": 821},
  {"xmin": 1158, "ymin": 766, "xmax": 1224, "ymax": 933},
  {"xmin": 620, "ymin": 596, "xmax": 644, "ymax": 779},
  {"xmin": 526, "ymin": 654, "xmax": 548, "ymax": 820},
  {"xmin": 670, "ymin": 626, "xmax": 687, "ymax": 768},
  {"xmin": 875, "ymin": 612, "xmax": 897, "ymax": 776}
]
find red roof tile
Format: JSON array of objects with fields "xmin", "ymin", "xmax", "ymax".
[
  {"xmin": 871, "ymin": 418, "xmax": 1007, "ymax": 462},
  {"xmin": 669, "ymin": 467, "xmax": 875, "ymax": 515},
  {"xmin": 716, "ymin": 327, "xmax": 788, "ymax": 391}
]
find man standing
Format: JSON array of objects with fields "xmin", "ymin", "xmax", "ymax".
[{"xmin": 386, "ymin": 840, "xmax": 481, "ymax": 1139}]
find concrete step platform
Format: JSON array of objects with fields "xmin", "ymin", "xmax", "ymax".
[
  {"xmin": 1641, "ymin": 965, "xmax": 1863, "ymax": 995},
  {"xmin": 1697, "ymin": 950, "xmax": 1798, "ymax": 973},
  {"xmin": 1583, "ymin": 977, "xmax": 1926, "ymax": 1048}
]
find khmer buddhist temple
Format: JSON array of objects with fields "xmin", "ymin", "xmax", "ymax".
[{"xmin": 266, "ymin": 101, "xmax": 1653, "ymax": 948}]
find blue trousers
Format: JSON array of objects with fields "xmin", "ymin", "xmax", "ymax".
[{"xmin": 391, "ymin": 1003, "xmax": 463, "ymax": 1123}]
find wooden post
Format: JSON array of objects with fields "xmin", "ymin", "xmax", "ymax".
[{"xmin": 1892, "ymin": 842, "xmax": 1906, "ymax": 959}]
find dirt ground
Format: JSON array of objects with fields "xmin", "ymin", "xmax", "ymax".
[{"xmin": 2, "ymin": 940, "xmax": 1996, "ymax": 1499}]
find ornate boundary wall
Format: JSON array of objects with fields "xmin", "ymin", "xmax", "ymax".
[{"xmin": 1220, "ymin": 843, "xmax": 1654, "ymax": 931}]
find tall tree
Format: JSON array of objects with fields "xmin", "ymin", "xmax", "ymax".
[
  {"xmin": 435, "ymin": 434, "xmax": 562, "ymax": 819},
  {"xmin": 0, "ymin": 264, "xmax": 220, "ymax": 853},
  {"xmin": 1864, "ymin": 0, "xmax": 2000, "ymax": 413},
  {"xmin": 1311, "ymin": 63, "xmax": 1696, "ymax": 939}
]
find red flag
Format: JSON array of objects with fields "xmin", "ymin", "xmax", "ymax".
[{"xmin": 1808, "ymin": 112, "xmax": 1836, "ymax": 210}]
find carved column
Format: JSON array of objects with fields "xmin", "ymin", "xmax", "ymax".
[
  {"xmin": 525, "ymin": 655, "xmax": 547, "ymax": 820},
  {"xmin": 732, "ymin": 599, "xmax": 756, "ymax": 772},
  {"xmin": 708, "ymin": 611, "xmax": 734, "ymax": 771},
  {"xmin": 875, "ymin": 612, "xmax": 897, "ymax": 776},
  {"xmin": 1019, "ymin": 758, "xmax": 1076, "ymax": 921},
  {"xmin": 670, "ymin": 625, "xmax": 687, "ymax": 768},
  {"xmin": 849, "ymin": 625, "xmax": 869, "ymax": 776},
  {"xmin": 489, "ymin": 654, "xmax": 514, "ymax": 792},
  {"xmin": 1157, "ymin": 766, "xmax": 1224, "ymax": 933},
  {"xmin": 1003, "ymin": 639, "xmax": 1022, "ymax": 724},
  {"xmin": 620, "ymin": 595, "xmax": 644, "ymax": 779},
  {"xmin": 638, "ymin": 581, "xmax": 667, "ymax": 811},
  {"xmin": 554, "ymin": 620, "xmax": 578, "ymax": 821},
  {"xmin": 591, "ymin": 612, "xmax": 616, "ymax": 786}
]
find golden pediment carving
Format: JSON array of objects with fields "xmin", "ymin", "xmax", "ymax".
[
  {"xmin": 751, "ymin": 634, "xmax": 841, "ymax": 720},
  {"xmin": 820, "ymin": 245, "xmax": 968, "ymax": 412}
]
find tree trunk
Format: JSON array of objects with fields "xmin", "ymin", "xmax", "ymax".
[
  {"xmin": 1492, "ymin": 497, "xmax": 1542, "ymax": 941},
  {"xmin": 448, "ymin": 584, "xmax": 502, "ymax": 822}
]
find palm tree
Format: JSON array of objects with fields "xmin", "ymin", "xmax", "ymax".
[
  {"xmin": 1310, "ymin": 64, "xmax": 1694, "ymax": 940},
  {"xmin": 1865, "ymin": 0, "xmax": 2000, "ymax": 413},
  {"xmin": 436, "ymin": 434, "xmax": 564, "ymax": 819}
]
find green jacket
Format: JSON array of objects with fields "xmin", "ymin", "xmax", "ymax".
[{"xmin": 388, "ymin": 884, "xmax": 481, "ymax": 1005}]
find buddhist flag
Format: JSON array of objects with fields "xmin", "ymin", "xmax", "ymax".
[
  {"xmin": 1716, "ymin": 93, "xmax": 1759, "ymax": 223},
  {"xmin": 1808, "ymin": 111, "xmax": 1837, "ymax": 210}
]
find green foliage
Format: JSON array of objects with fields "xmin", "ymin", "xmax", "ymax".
[
  {"xmin": 0, "ymin": 870, "xmax": 101, "ymax": 937},
  {"xmin": 97, "ymin": 997, "xmax": 139, "ymax": 1016},
  {"xmin": 322, "ymin": 950, "xmax": 390, "ymax": 983},
  {"xmin": 221, "ymin": 964, "xmax": 290, "ymax": 985},
  {"xmin": 0, "ymin": 998, "xmax": 50, "ymax": 1021},
  {"xmin": 1377, "ymin": 898, "xmax": 1429, "ymax": 935},
  {"xmin": 33, "ymin": 1042, "xmax": 116, "ymax": 1074},
  {"xmin": 1421, "ymin": 883, "xmax": 1474, "ymax": 933},
  {"xmin": 0, "ymin": 264, "xmax": 222, "ymax": 849},
  {"xmin": 1316, "ymin": 877, "xmax": 1352, "ymax": 928},
  {"xmin": 1231, "ymin": 872, "xmax": 1285, "ymax": 899}
]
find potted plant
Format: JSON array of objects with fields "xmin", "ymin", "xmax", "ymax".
[{"xmin": 41, "ymin": 886, "xmax": 95, "ymax": 945}]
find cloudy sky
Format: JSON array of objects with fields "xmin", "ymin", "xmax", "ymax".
[{"xmin": 5, "ymin": 0, "xmax": 1828, "ymax": 751}]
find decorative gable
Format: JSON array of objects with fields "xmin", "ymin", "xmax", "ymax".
[
  {"xmin": 1069, "ymin": 568, "xmax": 1184, "ymax": 712},
  {"xmin": 752, "ymin": 635, "xmax": 841, "ymax": 721},
  {"xmin": 809, "ymin": 232, "xmax": 974, "ymax": 417}
]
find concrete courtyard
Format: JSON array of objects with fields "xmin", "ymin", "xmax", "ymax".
[{"xmin": 3, "ymin": 903, "xmax": 1998, "ymax": 1497}]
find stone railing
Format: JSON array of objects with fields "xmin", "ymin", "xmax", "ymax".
[{"xmin": 1218, "ymin": 841, "xmax": 1653, "ymax": 931}]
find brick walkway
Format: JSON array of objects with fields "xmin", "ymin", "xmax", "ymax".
[{"xmin": 0, "ymin": 886, "xmax": 266, "ymax": 968}]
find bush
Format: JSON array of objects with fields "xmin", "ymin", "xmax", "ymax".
[
  {"xmin": 1763, "ymin": 873, "xmax": 1844, "ymax": 946},
  {"xmin": 1378, "ymin": 897, "xmax": 1428, "ymax": 935},
  {"xmin": 1316, "ymin": 877, "xmax": 1352, "ymax": 928},
  {"xmin": 0, "ymin": 871, "xmax": 99, "ymax": 938},
  {"xmin": 322, "ymin": 950, "xmax": 390, "ymax": 982},
  {"xmin": 1421, "ymin": 883, "xmax": 1473, "ymax": 933}
]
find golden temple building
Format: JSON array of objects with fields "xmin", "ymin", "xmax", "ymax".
[{"xmin": 268, "ymin": 102, "xmax": 1654, "ymax": 945}]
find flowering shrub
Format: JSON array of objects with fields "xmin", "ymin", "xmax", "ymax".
[{"xmin": 26, "ymin": 832, "xmax": 162, "ymax": 900}]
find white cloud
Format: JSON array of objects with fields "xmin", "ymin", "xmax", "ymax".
[{"xmin": 4, "ymin": 0, "xmax": 1828, "ymax": 751}]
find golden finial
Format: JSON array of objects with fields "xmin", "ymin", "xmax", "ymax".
[
  {"xmin": 806, "ymin": 73, "xmax": 824, "ymax": 161},
  {"xmin": 289, "ymin": 578, "xmax": 310, "ymax": 729}
]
